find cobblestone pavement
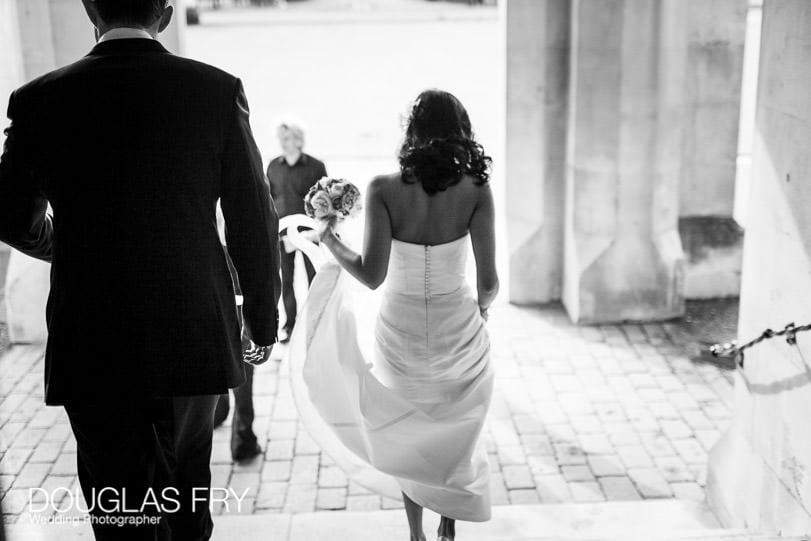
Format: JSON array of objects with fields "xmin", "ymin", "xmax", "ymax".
[{"xmin": 0, "ymin": 301, "xmax": 734, "ymax": 523}]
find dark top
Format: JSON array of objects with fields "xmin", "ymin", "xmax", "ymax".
[
  {"xmin": 267, "ymin": 153, "xmax": 327, "ymax": 218},
  {"xmin": 0, "ymin": 38, "xmax": 281, "ymax": 405}
]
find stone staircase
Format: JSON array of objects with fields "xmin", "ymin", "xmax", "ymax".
[{"xmin": 5, "ymin": 500, "xmax": 806, "ymax": 541}]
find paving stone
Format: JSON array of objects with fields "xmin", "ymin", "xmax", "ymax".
[
  {"xmin": 265, "ymin": 440, "xmax": 295, "ymax": 461},
  {"xmin": 262, "ymin": 461, "xmax": 292, "ymax": 482},
  {"xmin": 497, "ymin": 445, "xmax": 527, "ymax": 465},
  {"xmin": 1, "ymin": 449, "xmax": 32, "ymax": 475},
  {"xmin": 654, "ymin": 456, "xmax": 694, "ymax": 482},
  {"xmin": 682, "ymin": 409, "xmax": 715, "ymax": 431},
  {"xmin": 570, "ymin": 415, "xmax": 604, "ymax": 434},
  {"xmin": 41, "ymin": 424, "xmax": 71, "ymax": 443},
  {"xmin": 520, "ymin": 434, "xmax": 553, "ymax": 455},
  {"xmin": 316, "ymin": 488, "xmax": 347, "ymax": 510},
  {"xmin": 546, "ymin": 425, "xmax": 577, "ymax": 443},
  {"xmin": 502, "ymin": 465, "xmax": 535, "ymax": 489},
  {"xmin": 283, "ymin": 484, "xmax": 316, "ymax": 513},
  {"xmin": 318, "ymin": 466, "xmax": 348, "ymax": 488},
  {"xmin": 694, "ymin": 429, "xmax": 722, "ymax": 451},
  {"xmin": 255, "ymin": 482, "xmax": 287, "ymax": 510},
  {"xmin": 553, "ymin": 443, "xmax": 587, "ymax": 465},
  {"xmin": 1, "ymin": 488, "xmax": 30, "ymax": 515},
  {"xmin": 599, "ymin": 476, "xmax": 642, "ymax": 501},
  {"xmin": 290, "ymin": 456, "xmax": 319, "ymax": 485},
  {"xmin": 578, "ymin": 434, "xmax": 613, "ymax": 455},
  {"xmin": 27, "ymin": 443, "xmax": 63, "ymax": 467},
  {"xmin": 668, "ymin": 391, "xmax": 701, "ymax": 410},
  {"xmin": 648, "ymin": 401, "xmax": 681, "ymax": 420},
  {"xmin": 616, "ymin": 445, "xmax": 654, "ymax": 468},
  {"xmin": 508, "ymin": 488, "xmax": 540, "ymax": 504},
  {"xmin": 660, "ymin": 419, "xmax": 693, "ymax": 440},
  {"xmin": 10, "ymin": 463, "xmax": 50, "ymax": 489},
  {"xmin": 628, "ymin": 468, "xmax": 673, "ymax": 498},
  {"xmin": 587, "ymin": 455, "xmax": 625, "ymax": 477},
  {"xmin": 346, "ymin": 494, "xmax": 381, "ymax": 511},
  {"xmin": 672, "ymin": 438, "xmax": 708, "ymax": 464},
  {"xmin": 534, "ymin": 474, "xmax": 571, "ymax": 504},
  {"xmin": 569, "ymin": 481, "xmax": 605, "ymax": 502},
  {"xmin": 490, "ymin": 472, "xmax": 509, "ymax": 505},
  {"xmin": 10, "ymin": 428, "xmax": 47, "ymax": 449},
  {"xmin": 268, "ymin": 421, "xmax": 297, "ymax": 440},
  {"xmin": 527, "ymin": 454, "xmax": 559, "ymax": 475},
  {"xmin": 639, "ymin": 433, "xmax": 677, "ymax": 458},
  {"xmin": 513, "ymin": 414, "xmax": 546, "ymax": 435},
  {"xmin": 561, "ymin": 465, "xmax": 595, "ymax": 482},
  {"xmin": 670, "ymin": 481, "xmax": 706, "ymax": 502}
]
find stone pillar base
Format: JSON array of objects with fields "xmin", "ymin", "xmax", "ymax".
[
  {"xmin": 679, "ymin": 216, "xmax": 744, "ymax": 299},
  {"xmin": 565, "ymin": 232, "xmax": 685, "ymax": 324}
]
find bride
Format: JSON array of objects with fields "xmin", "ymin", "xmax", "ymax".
[{"xmin": 290, "ymin": 89, "xmax": 498, "ymax": 541}]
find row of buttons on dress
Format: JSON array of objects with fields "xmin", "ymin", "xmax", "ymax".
[{"xmin": 424, "ymin": 245, "xmax": 432, "ymax": 302}]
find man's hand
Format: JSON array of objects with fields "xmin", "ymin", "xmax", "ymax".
[{"xmin": 243, "ymin": 340, "xmax": 274, "ymax": 366}]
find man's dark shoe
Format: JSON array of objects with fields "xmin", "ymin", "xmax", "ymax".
[{"xmin": 232, "ymin": 440, "xmax": 262, "ymax": 462}]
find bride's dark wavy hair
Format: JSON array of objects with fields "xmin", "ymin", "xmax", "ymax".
[{"xmin": 399, "ymin": 90, "xmax": 492, "ymax": 195}]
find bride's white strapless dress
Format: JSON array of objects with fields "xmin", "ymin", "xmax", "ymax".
[{"xmin": 287, "ymin": 232, "xmax": 494, "ymax": 521}]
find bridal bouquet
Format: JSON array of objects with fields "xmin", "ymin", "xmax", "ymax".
[{"xmin": 305, "ymin": 177, "xmax": 362, "ymax": 222}]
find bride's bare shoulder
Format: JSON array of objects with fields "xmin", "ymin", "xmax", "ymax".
[{"xmin": 368, "ymin": 172, "xmax": 402, "ymax": 195}]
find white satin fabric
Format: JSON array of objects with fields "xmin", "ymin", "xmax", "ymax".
[{"xmin": 287, "ymin": 223, "xmax": 493, "ymax": 522}]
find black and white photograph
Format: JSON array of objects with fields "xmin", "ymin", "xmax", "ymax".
[{"xmin": 0, "ymin": 0, "xmax": 809, "ymax": 540}]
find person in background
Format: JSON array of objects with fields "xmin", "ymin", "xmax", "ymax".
[{"xmin": 267, "ymin": 121, "xmax": 327, "ymax": 343}]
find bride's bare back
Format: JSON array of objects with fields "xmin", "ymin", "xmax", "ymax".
[{"xmin": 382, "ymin": 172, "xmax": 482, "ymax": 246}]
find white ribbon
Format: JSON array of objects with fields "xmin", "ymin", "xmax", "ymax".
[{"xmin": 278, "ymin": 214, "xmax": 328, "ymax": 270}]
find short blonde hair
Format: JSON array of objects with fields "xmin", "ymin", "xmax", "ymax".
[{"xmin": 277, "ymin": 121, "xmax": 305, "ymax": 148}]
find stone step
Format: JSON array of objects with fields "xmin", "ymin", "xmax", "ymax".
[{"xmin": 5, "ymin": 500, "xmax": 803, "ymax": 541}]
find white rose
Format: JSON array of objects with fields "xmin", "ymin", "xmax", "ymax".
[{"xmin": 309, "ymin": 191, "xmax": 334, "ymax": 219}]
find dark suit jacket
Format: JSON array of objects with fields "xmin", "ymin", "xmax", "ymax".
[{"xmin": 0, "ymin": 38, "xmax": 281, "ymax": 405}]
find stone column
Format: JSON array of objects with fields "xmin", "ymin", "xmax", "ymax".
[
  {"xmin": 49, "ymin": 0, "xmax": 95, "ymax": 69},
  {"xmin": 0, "ymin": 0, "xmax": 25, "ymax": 328},
  {"xmin": 0, "ymin": 0, "xmax": 24, "ymax": 138},
  {"xmin": 15, "ymin": 0, "xmax": 56, "ymax": 79},
  {"xmin": 161, "ymin": 0, "xmax": 187, "ymax": 56},
  {"xmin": 679, "ymin": 0, "xmax": 747, "ymax": 299},
  {"xmin": 562, "ymin": 0, "xmax": 687, "ymax": 324},
  {"xmin": 504, "ymin": 0, "xmax": 570, "ymax": 304},
  {"xmin": 706, "ymin": 1, "xmax": 811, "ymax": 533}
]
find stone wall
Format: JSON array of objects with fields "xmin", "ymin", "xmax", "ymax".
[{"xmin": 706, "ymin": 0, "xmax": 811, "ymax": 533}]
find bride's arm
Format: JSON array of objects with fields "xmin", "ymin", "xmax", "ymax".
[
  {"xmin": 470, "ymin": 184, "xmax": 499, "ymax": 315},
  {"xmin": 321, "ymin": 177, "xmax": 392, "ymax": 290}
]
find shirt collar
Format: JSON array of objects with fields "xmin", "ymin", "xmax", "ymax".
[
  {"xmin": 98, "ymin": 28, "xmax": 155, "ymax": 43},
  {"xmin": 279, "ymin": 153, "xmax": 308, "ymax": 166}
]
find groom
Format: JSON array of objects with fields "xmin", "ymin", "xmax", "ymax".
[{"xmin": 0, "ymin": 1, "xmax": 280, "ymax": 539}]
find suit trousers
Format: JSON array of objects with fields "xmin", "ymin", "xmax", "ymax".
[{"xmin": 65, "ymin": 394, "xmax": 219, "ymax": 541}]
